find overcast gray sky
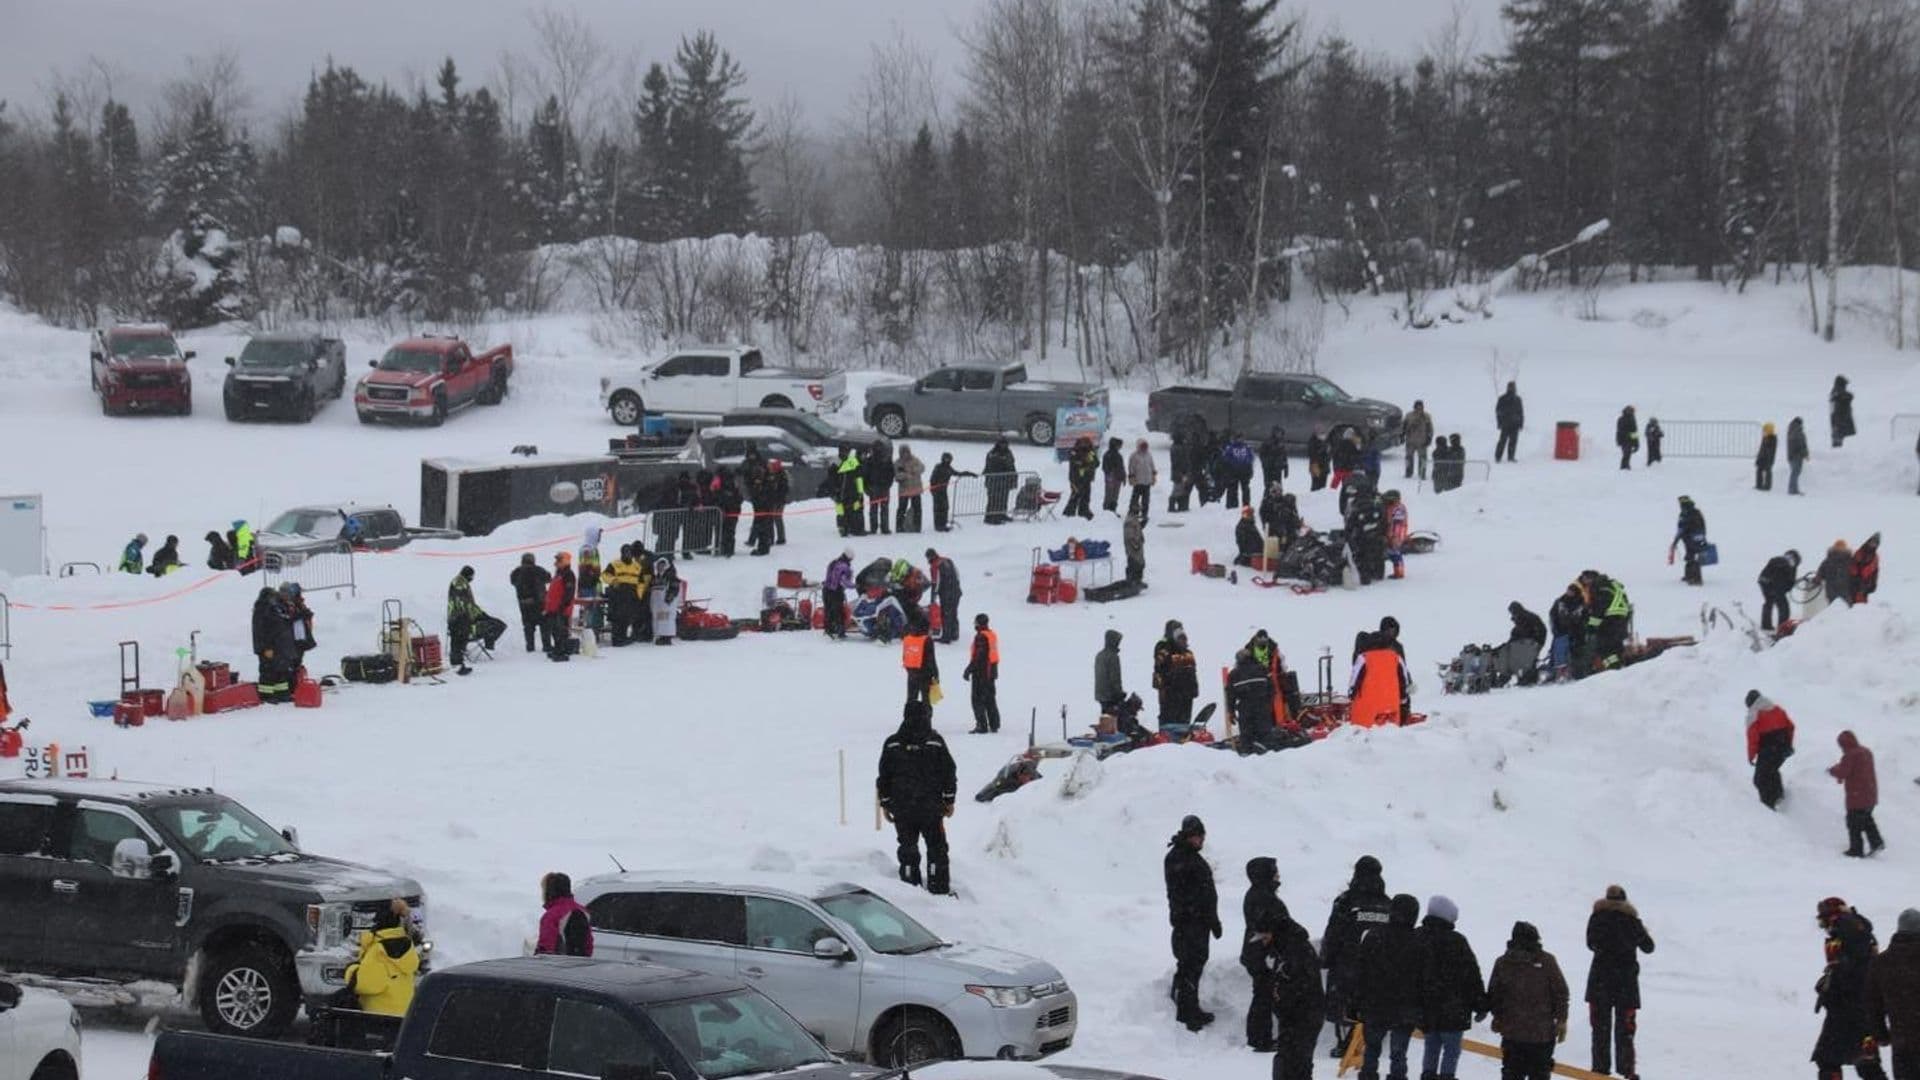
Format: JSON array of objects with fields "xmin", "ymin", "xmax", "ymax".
[{"xmin": 0, "ymin": 0, "xmax": 1507, "ymax": 130}]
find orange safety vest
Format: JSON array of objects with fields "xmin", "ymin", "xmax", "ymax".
[
  {"xmin": 978, "ymin": 628, "xmax": 1000, "ymax": 665},
  {"xmin": 1349, "ymin": 648, "xmax": 1404, "ymax": 729},
  {"xmin": 902, "ymin": 634, "xmax": 929, "ymax": 671}
]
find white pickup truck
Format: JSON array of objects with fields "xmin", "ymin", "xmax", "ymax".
[
  {"xmin": 0, "ymin": 979, "xmax": 81, "ymax": 1080},
  {"xmin": 600, "ymin": 345, "xmax": 846, "ymax": 426}
]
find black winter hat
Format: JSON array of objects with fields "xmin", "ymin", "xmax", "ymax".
[
  {"xmin": 1510, "ymin": 920, "xmax": 1542, "ymax": 948},
  {"xmin": 460, "ymin": 565, "xmax": 475, "ymax": 579},
  {"xmin": 1378, "ymin": 617, "xmax": 1399, "ymax": 637},
  {"xmin": 974, "ymin": 613, "xmax": 989, "ymax": 627},
  {"xmin": 1390, "ymin": 893, "xmax": 1420, "ymax": 926},
  {"xmin": 1354, "ymin": 854, "xmax": 1382, "ymax": 876},
  {"xmin": 1745, "ymin": 689, "xmax": 1761, "ymax": 707},
  {"xmin": 1178, "ymin": 814, "xmax": 1206, "ymax": 838}
]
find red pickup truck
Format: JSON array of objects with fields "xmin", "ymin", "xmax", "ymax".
[
  {"xmin": 354, "ymin": 337, "xmax": 513, "ymax": 426},
  {"xmin": 91, "ymin": 324, "xmax": 194, "ymax": 415}
]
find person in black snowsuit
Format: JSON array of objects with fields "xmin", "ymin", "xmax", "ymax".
[
  {"xmin": 1758, "ymin": 423, "xmax": 1780, "ymax": 491},
  {"xmin": 146, "ymin": 534, "xmax": 183, "ymax": 576},
  {"xmin": 1258, "ymin": 427, "xmax": 1289, "ymax": 492},
  {"xmin": 1586, "ymin": 884, "xmax": 1656, "ymax": 1080},
  {"xmin": 1234, "ymin": 509, "xmax": 1266, "ymax": 568},
  {"xmin": 1549, "ymin": 583, "xmax": 1588, "ymax": 678},
  {"xmin": 1307, "ymin": 431, "xmax": 1331, "ymax": 492},
  {"xmin": 864, "ymin": 445, "xmax": 895, "ymax": 535},
  {"xmin": 251, "ymin": 587, "xmax": 298, "ymax": 703},
  {"xmin": 1322, "ymin": 855, "xmax": 1394, "ymax": 1058},
  {"xmin": 1228, "ymin": 649, "xmax": 1277, "ymax": 754},
  {"xmin": 1645, "ymin": 417, "xmax": 1665, "ymax": 465},
  {"xmin": 1152, "ymin": 620, "xmax": 1200, "ymax": 728},
  {"xmin": 1164, "ymin": 815, "xmax": 1221, "ymax": 1032},
  {"xmin": 1353, "ymin": 893, "xmax": 1428, "ymax": 1080},
  {"xmin": 713, "ymin": 468, "xmax": 743, "ymax": 557},
  {"xmin": 1241, "ymin": 857, "xmax": 1286, "ymax": 1051},
  {"xmin": 1257, "ymin": 899, "xmax": 1325, "ymax": 1080},
  {"xmin": 1831, "ymin": 376, "xmax": 1856, "ymax": 449},
  {"xmin": 961, "ymin": 613, "xmax": 1000, "ymax": 734},
  {"xmin": 1101, "ymin": 436, "xmax": 1127, "ymax": 514},
  {"xmin": 1616, "ymin": 406, "xmax": 1639, "ymax": 471},
  {"xmin": 1344, "ymin": 481, "xmax": 1387, "ymax": 585},
  {"xmin": 876, "ymin": 700, "xmax": 957, "ymax": 894},
  {"xmin": 983, "ymin": 439, "xmax": 1018, "ymax": 525},
  {"xmin": 1260, "ymin": 486, "xmax": 1301, "ymax": 549},
  {"xmin": 1495, "ymin": 381, "xmax": 1524, "ymax": 463},
  {"xmin": 1759, "ymin": 549, "xmax": 1802, "ymax": 631},
  {"xmin": 1814, "ymin": 897, "xmax": 1888, "ymax": 1080},
  {"xmin": 1671, "ymin": 495, "xmax": 1708, "ymax": 585},
  {"xmin": 509, "ymin": 553, "xmax": 551, "ymax": 653},
  {"xmin": 1065, "ymin": 436, "xmax": 1098, "ymax": 520},
  {"xmin": 204, "ymin": 530, "xmax": 236, "ymax": 571},
  {"xmin": 1415, "ymin": 895, "xmax": 1486, "ymax": 1080},
  {"xmin": 929, "ymin": 453, "xmax": 973, "ymax": 532}
]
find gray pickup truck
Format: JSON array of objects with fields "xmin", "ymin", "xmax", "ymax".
[
  {"xmin": 864, "ymin": 365, "xmax": 1108, "ymax": 446},
  {"xmin": 0, "ymin": 779, "xmax": 425, "ymax": 1038},
  {"xmin": 257, "ymin": 503, "xmax": 463, "ymax": 553},
  {"xmin": 1146, "ymin": 371, "xmax": 1402, "ymax": 450}
]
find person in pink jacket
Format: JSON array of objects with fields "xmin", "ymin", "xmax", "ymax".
[
  {"xmin": 1829, "ymin": 731, "xmax": 1884, "ymax": 858},
  {"xmin": 1383, "ymin": 491, "xmax": 1410, "ymax": 580},
  {"xmin": 536, "ymin": 872, "xmax": 594, "ymax": 956}
]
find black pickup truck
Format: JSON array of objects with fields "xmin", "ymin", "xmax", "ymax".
[
  {"xmin": 1146, "ymin": 371, "xmax": 1402, "ymax": 450},
  {"xmin": 223, "ymin": 333, "xmax": 349, "ymax": 422},
  {"xmin": 0, "ymin": 779, "xmax": 425, "ymax": 1039},
  {"xmin": 149, "ymin": 956, "xmax": 887, "ymax": 1080}
]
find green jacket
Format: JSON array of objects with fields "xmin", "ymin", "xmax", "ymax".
[{"xmin": 447, "ymin": 575, "xmax": 486, "ymax": 629}]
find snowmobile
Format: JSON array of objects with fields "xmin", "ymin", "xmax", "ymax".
[
  {"xmin": 1252, "ymin": 528, "xmax": 1351, "ymax": 591},
  {"xmin": 852, "ymin": 592, "xmax": 908, "ymax": 642}
]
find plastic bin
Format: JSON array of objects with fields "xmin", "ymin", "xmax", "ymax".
[{"xmin": 1555, "ymin": 421, "xmax": 1580, "ymax": 461}]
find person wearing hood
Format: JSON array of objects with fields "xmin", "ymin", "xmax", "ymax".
[
  {"xmin": 1164, "ymin": 815, "xmax": 1220, "ymax": 1032},
  {"xmin": 576, "ymin": 526, "xmax": 604, "ymax": 641},
  {"xmin": 230, "ymin": 519, "xmax": 258, "ymax": 574},
  {"xmin": 896, "ymin": 445, "xmax": 926, "ymax": 533},
  {"xmin": 543, "ymin": 551, "xmax": 576, "ymax": 661},
  {"xmin": 1494, "ymin": 383, "xmax": 1524, "ymax": 462},
  {"xmin": 835, "ymin": 446, "xmax": 867, "ymax": 538},
  {"xmin": 1487, "ymin": 921, "xmax": 1570, "ymax": 1080},
  {"xmin": 146, "ymin": 534, "xmax": 183, "ymax": 576},
  {"xmin": 1152, "ymin": 621, "xmax": 1199, "ymax": 728},
  {"xmin": 1853, "ymin": 533, "xmax": 1881, "ymax": 605},
  {"xmin": 1759, "ymin": 550, "xmax": 1803, "ymax": 632},
  {"xmin": 118, "ymin": 533, "xmax": 148, "ymax": 574},
  {"xmin": 1548, "ymin": 583, "xmax": 1587, "ymax": 680},
  {"xmin": 1819, "ymin": 540, "xmax": 1855, "ymax": 609},
  {"xmin": 447, "ymin": 565, "xmax": 505, "ymax": 674},
  {"xmin": 877, "ymin": 700, "xmax": 957, "ymax": 893},
  {"xmin": 1615, "ymin": 406, "xmax": 1639, "ymax": 471},
  {"xmin": 203, "ymin": 530, "xmax": 236, "ymax": 571},
  {"xmin": 863, "ymin": 444, "xmax": 895, "ymax": 536},
  {"xmin": 929, "ymin": 452, "xmax": 975, "ymax": 533},
  {"xmin": 1101, "ymin": 436, "xmax": 1128, "ymax": 514},
  {"xmin": 1258, "ymin": 425, "xmax": 1290, "ymax": 491},
  {"xmin": 1124, "ymin": 511, "xmax": 1146, "ymax": 585},
  {"xmin": 1757, "ymin": 422, "xmax": 1780, "ymax": 491},
  {"xmin": 536, "ymin": 872, "xmax": 594, "ymax": 956},
  {"xmin": 1127, "ymin": 438, "xmax": 1158, "ymax": 523},
  {"xmin": 1788, "ymin": 416, "xmax": 1811, "ymax": 494},
  {"xmin": 1830, "ymin": 731, "xmax": 1884, "ymax": 858},
  {"xmin": 1255, "ymin": 896, "xmax": 1325, "ymax": 1080},
  {"xmin": 1322, "ymin": 856, "xmax": 1394, "ymax": 1057},
  {"xmin": 343, "ymin": 899, "xmax": 420, "ymax": 1016},
  {"xmin": 509, "ymin": 553, "xmax": 551, "ymax": 653},
  {"xmin": 1831, "ymin": 375, "xmax": 1857, "ymax": 448},
  {"xmin": 1814, "ymin": 897, "xmax": 1886, "ymax": 1080},
  {"xmin": 1644, "ymin": 417, "xmax": 1664, "ymax": 465},
  {"xmin": 1095, "ymin": 630, "xmax": 1126, "ymax": 716},
  {"xmin": 1240, "ymin": 857, "xmax": 1286, "ymax": 1051},
  {"xmin": 1065, "ymin": 435, "xmax": 1098, "ymax": 520},
  {"xmin": 1228, "ymin": 649, "xmax": 1277, "ymax": 754},
  {"xmin": 1416, "ymin": 895, "xmax": 1486, "ymax": 1080},
  {"xmin": 823, "ymin": 550, "xmax": 854, "ymax": 640},
  {"xmin": 1585, "ymin": 884, "xmax": 1656, "ymax": 1079},
  {"xmin": 1866, "ymin": 908, "xmax": 1920, "ymax": 1079},
  {"xmin": 983, "ymin": 438, "xmax": 1018, "ymax": 525},
  {"xmin": 1233, "ymin": 506, "xmax": 1265, "ymax": 567},
  {"xmin": 1353, "ymin": 893, "xmax": 1428, "ymax": 1080},
  {"xmin": 1745, "ymin": 690, "xmax": 1796, "ymax": 809},
  {"xmin": 1669, "ymin": 495, "xmax": 1708, "ymax": 586},
  {"xmin": 604, "ymin": 545, "xmax": 644, "ymax": 646},
  {"xmin": 251, "ymin": 586, "xmax": 297, "ymax": 703}
]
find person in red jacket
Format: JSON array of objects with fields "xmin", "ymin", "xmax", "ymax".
[
  {"xmin": 542, "ymin": 551, "xmax": 577, "ymax": 663},
  {"xmin": 536, "ymin": 872, "xmax": 593, "ymax": 956},
  {"xmin": 1852, "ymin": 534, "xmax": 1881, "ymax": 605},
  {"xmin": 1745, "ymin": 690, "xmax": 1796, "ymax": 809},
  {"xmin": 1829, "ymin": 730, "xmax": 1884, "ymax": 858}
]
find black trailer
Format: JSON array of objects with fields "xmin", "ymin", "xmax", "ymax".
[{"xmin": 421, "ymin": 452, "xmax": 684, "ymax": 536}]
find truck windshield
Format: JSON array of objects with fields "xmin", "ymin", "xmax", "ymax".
[
  {"xmin": 646, "ymin": 990, "xmax": 833, "ymax": 1080},
  {"xmin": 150, "ymin": 799, "xmax": 300, "ymax": 863},
  {"xmin": 377, "ymin": 349, "xmax": 444, "ymax": 373},
  {"xmin": 111, "ymin": 335, "xmax": 178, "ymax": 359},
  {"xmin": 815, "ymin": 889, "xmax": 943, "ymax": 955},
  {"xmin": 266, "ymin": 509, "xmax": 346, "ymax": 537},
  {"xmin": 238, "ymin": 340, "xmax": 313, "ymax": 369},
  {"xmin": 1305, "ymin": 377, "xmax": 1351, "ymax": 404}
]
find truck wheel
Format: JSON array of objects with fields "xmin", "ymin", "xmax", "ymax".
[
  {"xmin": 332, "ymin": 369, "xmax": 346, "ymax": 399},
  {"xmin": 875, "ymin": 408, "xmax": 907, "ymax": 439},
  {"xmin": 1024, "ymin": 413, "xmax": 1055, "ymax": 446},
  {"xmin": 200, "ymin": 941, "xmax": 299, "ymax": 1038},
  {"xmin": 874, "ymin": 1010, "xmax": 960, "ymax": 1067},
  {"xmin": 179, "ymin": 394, "xmax": 193, "ymax": 417},
  {"xmin": 224, "ymin": 398, "xmax": 243, "ymax": 422},
  {"xmin": 480, "ymin": 369, "xmax": 508, "ymax": 405},
  {"xmin": 29, "ymin": 1053, "xmax": 77, "ymax": 1080},
  {"xmin": 100, "ymin": 396, "xmax": 115, "ymax": 417},
  {"xmin": 299, "ymin": 391, "xmax": 317, "ymax": 422},
  {"xmin": 357, "ymin": 411, "xmax": 375, "ymax": 425},
  {"xmin": 760, "ymin": 394, "xmax": 793, "ymax": 409},
  {"xmin": 428, "ymin": 394, "xmax": 447, "ymax": 427},
  {"xmin": 609, "ymin": 391, "xmax": 644, "ymax": 427}
]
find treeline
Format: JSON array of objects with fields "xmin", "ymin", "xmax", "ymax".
[{"xmin": 0, "ymin": 0, "xmax": 1916, "ymax": 368}]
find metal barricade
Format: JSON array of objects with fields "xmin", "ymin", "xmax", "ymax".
[
  {"xmin": 941, "ymin": 471, "xmax": 1040, "ymax": 525},
  {"xmin": 649, "ymin": 506, "xmax": 724, "ymax": 556},
  {"xmin": 0, "ymin": 591, "xmax": 10, "ymax": 659},
  {"xmin": 1657, "ymin": 420, "xmax": 1763, "ymax": 459},
  {"xmin": 261, "ymin": 542, "xmax": 357, "ymax": 597},
  {"xmin": 1419, "ymin": 459, "xmax": 1491, "ymax": 494},
  {"xmin": 58, "ymin": 562, "xmax": 101, "ymax": 577}
]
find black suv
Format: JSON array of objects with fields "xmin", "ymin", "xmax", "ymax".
[
  {"xmin": 0, "ymin": 779, "xmax": 425, "ymax": 1038},
  {"xmin": 223, "ymin": 333, "xmax": 348, "ymax": 422}
]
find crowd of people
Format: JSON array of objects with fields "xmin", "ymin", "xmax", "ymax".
[{"xmin": 119, "ymin": 519, "xmax": 257, "ymax": 577}]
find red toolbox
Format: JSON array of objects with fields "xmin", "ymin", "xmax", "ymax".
[
  {"xmin": 204, "ymin": 682, "xmax": 262, "ymax": 713},
  {"xmin": 1027, "ymin": 565, "xmax": 1062, "ymax": 604},
  {"xmin": 1190, "ymin": 549, "xmax": 1210, "ymax": 574},
  {"xmin": 196, "ymin": 661, "xmax": 234, "ymax": 691},
  {"xmin": 113, "ymin": 700, "xmax": 146, "ymax": 727},
  {"xmin": 121, "ymin": 688, "xmax": 165, "ymax": 717}
]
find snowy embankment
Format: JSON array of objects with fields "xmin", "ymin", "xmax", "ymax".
[{"xmin": 2, "ymin": 276, "xmax": 1917, "ymax": 1079}]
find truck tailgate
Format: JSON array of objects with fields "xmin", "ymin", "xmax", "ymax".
[{"xmin": 152, "ymin": 1030, "xmax": 390, "ymax": 1080}]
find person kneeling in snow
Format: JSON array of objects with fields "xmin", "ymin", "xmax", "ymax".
[
  {"xmin": 1233, "ymin": 507, "xmax": 1265, "ymax": 567},
  {"xmin": 343, "ymin": 899, "xmax": 420, "ymax": 1016}
]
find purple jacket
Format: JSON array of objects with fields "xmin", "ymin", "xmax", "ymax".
[
  {"xmin": 537, "ymin": 896, "xmax": 593, "ymax": 956},
  {"xmin": 825, "ymin": 558, "xmax": 853, "ymax": 593}
]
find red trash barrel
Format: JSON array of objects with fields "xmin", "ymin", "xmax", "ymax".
[{"xmin": 1555, "ymin": 421, "xmax": 1580, "ymax": 461}]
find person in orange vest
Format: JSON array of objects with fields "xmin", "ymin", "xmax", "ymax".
[
  {"xmin": 902, "ymin": 611, "xmax": 939, "ymax": 706},
  {"xmin": 1350, "ymin": 630, "xmax": 1410, "ymax": 728},
  {"xmin": 962, "ymin": 613, "xmax": 1001, "ymax": 734}
]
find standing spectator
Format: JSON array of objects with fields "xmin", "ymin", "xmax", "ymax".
[
  {"xmin": 1101, "ymin": 436, "xmax": 1128, "ymax": 514},
  {"xmin": 1814, "ymin": 897, "xmax": 1887, "ymax": 1080},
  {"xmin": 1152, "ymin": 620, "xmax": 1199, "ymax": 728},
  {"xmin": 1168, "ymin": 430, "xmax": 1195, "ymax": 512},
  {"xmin": 929, "ymin": 452, "xmax": 972, "ymax": 533},
  {"xmin": 1227, "ymin": 648, "xmax": 1276, "ymax": 754},
  {"xmin": 509, "ymin": 553, "xmax": 550, "ymax": 653},
  {"xmin": 770, "ymin": 459, "xmax": 791, "ymax": 545},
  {"xmin": 1353, "ymin": 893, "xmax": 1427, "ymax": 1080},
  {"xmin": 1331, "ymin": 429, "xmax": 1363, "ymax": 490},
  {"xmin": 542, "ymin": 551, "xmax": 576, "ymax": 661},
  {"xmin": 1788, "ymin": 417, "xmax": 1811, "ymax": 494},
  {"xmin": 926, "ymin": 548, "xmax": 962, "ymax": 643},
  {"xmin": 1221, "ymin": 436, "xmax": 1256, "ymax": 508},
  {"xmin": 1128, "ymin": 438, "xmax": 1158, "ymax": 522},
  {"xmin": 1831, "ymin": 731, "xmax": 1885, "ymax": 858},
  {"xmin": 1240, "ymin": 857, "xmax": 1286, "ymax": 1051},
  {"xmin": 1259, "ymin": 425, "xmax": 1290, "ymax": 492},
  {"xmin": 1416, "ymin": 895, "xmax": 1486, "ymax": 1080},
  {"xmin": 1831, "ymin": 375, "xmax": 1857, "ymax": 448},
  {"xmin": 1307, "ymin": 429, "xmax": 1331, "ymax": 491},
  {"xmin": 1495, "ymin": 382, "xmax": 1524, "ymax": 463},
  {"xmin": 823, "ymin": 550, "xmax": 852, "ymax": 640},
  {"xmin": 1821, "ymin": 541, "xmax": 1856, "ymax": 610},
  {"xmin": 983, "ymin": 438, "xmax": 1018, "ymax": 525},
  {"xmin": 251, "ymin": 587, "xmax": 297, "ymax": 703},
  {"xmin": 1759, "ymin": 550, "xmax": 1802, "ymax": 632},
  {"xmin": 901, "ymin": 612, "xmax": 939, "ymax": 705},
  {"xmin": 1095, "ymin": 629, "xmax": 1126, "ymax": 715},
  {"xmin": 1384, "ymin": 490, "xmax": 1409, "ymax": 580},
  {"xmin": 1403, "ymin": 401, "xmax": 1435, "ymax": 479},
  {"xmin": 835, "ymin": 447, "xmax": 866, "ymax": 538},
  {"xmin": 1746, "ymin": 690, "xmax": 1797, "ymax": 810},
  {"xmin": 649, "ymin": 554, "xmax": 679, "ymax": 646},
  {"xmin": 1616, "ymin": 406, "xmax": 1639, "ymax": 471},
  {"xmin": 1064, "ymin": 435, "xmax": 1098, "ymax": 519},
  {"xmin": 864, "ymin": 442, "xmax": 895, "ymax": 536},
  {"xmin": 536, "ymin": 872, "xmax": 594, "ymax": 956},
  {"xmin": 1669, "ymin": 495, "xmax": 1709, "ymax": 586},
  {"xmin": 1164, "ymin": 815, "xmax": 1220, "ymax": 1032},
  {"xmin": 1853, "ymin": 533, "xmax": 1882, "ymax": 605},
  {"xmin": 1261, "ymin": 899, "xmax": 1326, "ymax": 1080},
  {"xmin": 1123, "ymin": 511, "xmax": 1146, "ymax": 585},
  {"xmin": 1486, "ymin": 921, "xmax": 1570, "ymax": 1080},
  {"xmin": 604, "ymin": 546, "xmax": 643, "ymax": 646},
  {"xmin": 712, "ymin": 469, "xmax": 744, "ymax": 556},
  {"xmin": 877, "ymin": 700, "xmax": 957, "ymax": 893},
  {"xmin": 1645, "ymin": 417, "xmax": 1665, "ymax": 465},
  {"xmin": 280, "ymin": 583, "xmax": 318, "ymax": 670},
  {"xmin": 1865, "ymin": 908, "xmax": 1920, "ymax": 1080},
  {"xmin": 147, "ymin": 534, "xmax": 183, "ymax": 576},
  {"xmin": 203, "ymin": 530, "xmax": 236, "ymax": 570},
  {"xmin": 118, "ymin": 533, "xmax": 147, "ymax": 574},
  {"xmin": 1586, "ymin": 884, "xmax": 1656, "ymax": 1080},
  {"xmin": 896, "ymin": 445, "xmax": 926, "ymax": 533},
  {"xmin": 1757, "ymin": 422, "xmax": 1780, "ymax": 491},
  {"xmin": 1322, "ymin": 856, "xmax": 1394, "ymax": 1057},
  {"xmin": 961, "ymin": 613, "xmax": 1000, "ymax": 734},
  {"xmin": 1549, "ymin": 582, "xmax": 1587, "ymax": 680},
  {"xmin": 446, "ymin": 566, "xmax": 504, "ymax": 675}
]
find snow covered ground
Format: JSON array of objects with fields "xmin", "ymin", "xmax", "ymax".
[{"xmin": 3, "ymin": 277, "xmax": 1918, "ymax": 1079}]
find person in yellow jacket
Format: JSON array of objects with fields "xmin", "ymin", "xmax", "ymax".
[
  {"xmin": 343, "ymin": 899, "xmax": 420, "ymax": 1016},
  {"xmin": 604, "ymin": 544, "xmax": 646, "ymax": 646}
]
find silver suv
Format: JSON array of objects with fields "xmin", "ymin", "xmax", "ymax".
[{"xmin": 575, "ymin": 873, "xmax": 1077, "ymax": 1067}]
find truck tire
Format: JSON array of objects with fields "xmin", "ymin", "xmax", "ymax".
[
  {"xmin": 759, "ymin": 394, "xmax": 793, "ymax": 409},
  {"xmin": 873, "ymin": 1009, "xmax": 960, "ymax": 1067},
  {"xmin": 609, "ymin": 391, "xmax": 644, "ymax": 427},
  {"xmin": 101, "ymin": 396, "xmax": 115, "ymax": 417},
  {"xmin": 332, "ymin": 368, "xmax": 347, "ymax": 399},
  {"xmin": 300, "ymin": 390, "xmax": 318, "ymax": 422},
  {"xmin": 1024, "ymin": 413, "xmax": 1055, "ymax": 447},
  {"xmin": 199, "ymin": 941, "xmax": 299, "ymax": 1038},
  {"xmin": 875, "ymin": 408, "xmax": 907, "ymax": 439},
  {"xmin": 29, "ymin": 1053, "xmax": 78, "ymax": 1080},
  {"xmin": 179, "ymin": 394, "xmax": 193, "ymax": 417},
  {"xmin": 479, "ymin": 368, "xmax": 508, "ymax": 406},
  {"xmin": 428, "ymin": 393, "xmax": 448, "ymax": 427},
  {"xmin": 357, "ymin": 411, "xmax": 375, "ymax": 425},
  {"xmin": 224, "ymin": 397, "xmax": 243, "ymax": 422}
]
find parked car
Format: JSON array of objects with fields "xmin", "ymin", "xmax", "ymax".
[
  {"xmin": 576, "ymin": 873, "xmax": 1077, "ymax": 1067},
  {"xmin": 90, "ymin": 324, "xmax": 193, "ymax": 416},
  {"xmin": 223, "ymin": 333, "xmax": 348, "ymax": 422},
  {"xmin": 862, "ymin": 365, "xmax": 1107, "ymax": 446},
  {"xmin": 720, "ymin": 407, "xmax": 889, "ymax": 459},
  {"xmin": 601, "ymin": 345, "xmax": 847, "ymax": 426},
  {"xmin": 0, "ymin": 979, "xmax": 81, "ymax": 1080},
  {"xmin": 0, "ymin": 778, "xmax": 426, "ymax": 1038},
  {"xmin": 355, "ymin": 337, "xmax": 512, "ymax": 426},
  {"xmin": 257, "ymin": 503, "xmax": 462, "ymax": 553},
  {"xmin": 1146, "ymin": 371, "xmax": 1402, "ymax": 449},
  {"xmin": 687, "ymin": 427, "xmax": 838, "ymax": 501},
  {"xmin": 149, "ymin": 956, "xmax": 874, "ymax": 1080}
]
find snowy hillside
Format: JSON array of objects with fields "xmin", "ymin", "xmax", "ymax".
[{"xmin": 3, "ymin": 277, "xmax": 1918, "ymax": 1079}]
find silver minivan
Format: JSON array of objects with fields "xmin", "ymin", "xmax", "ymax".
[{"xmin": 575, "ymin": 873, "xmax": 1077, "ymax": 1067}]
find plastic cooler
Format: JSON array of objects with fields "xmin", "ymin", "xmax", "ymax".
[{"xmin": 1555, "ymin": 421, "xmax": 1580, "ymax": 460}]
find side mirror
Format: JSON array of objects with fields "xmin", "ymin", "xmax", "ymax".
[
  {"xmin": 0, "ymin": 982, "xmax": 19, "ymax": 1011},
  {"xmin": 225, "ymin": 357, "xmax": 236, "ymax": 366},
  {"xmin": 309, "ymin": 358, "xmax": 320, "ymax": 371},
  {"xmin": 281, "ymin": 826, "xmax": 301, "ymax": 849},
  {"xmin": 368, "ymin": 359, "xmax": 379, "ymax": 369},
  {"xmin": 912, "ymin": 383, "xmax": 925, "ymax": 395},
  {"xmin": 184, "ymin": 350, "xmax": 197, "ymax": 360},
  {"xmin": 812, "ymin": 936, "xmax": 854, "ymax": 962},
  {"xmin": 112, "ymin": 838, "xmax": 154, "ymax": 879}
]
